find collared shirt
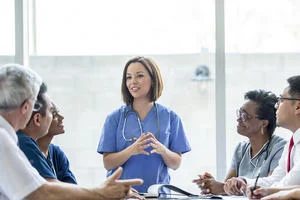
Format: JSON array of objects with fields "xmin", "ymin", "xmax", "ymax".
[
  {"xmin": 97, "ymin": 103, "xmax": 191, "ymax": 193},
  {"xmin": 0, "ymin": 115, "xmax": 45, "ymax": 200},
  {"xmin": 231, "ymin": 135, "xmax": 286, "ymax": 179},
  {"xmin": 246, "ymin": 128, "xmax": 300, "ymax": 187}
]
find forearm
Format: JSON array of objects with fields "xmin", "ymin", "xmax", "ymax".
[
  {"xmin": 26, "ymin": 182, "xmax": 104, "ymax": 200},
  {"xmin": 279, "ymin": 185, "xmax": 300, "ymax": 191},
  {"xmin": 161, "ymin": 149, "xmax": 181, "ymax": 170},
  {"xmin": 103, "ymin": 147, "xmax": 134, "ymax": 170},
  {"xmin": 224, "ymin": 169, "xmax": 237, "ymax": 181},
  {"xmin": 290, "ymin": 188, "xmax": 300, "ymax": 199}
]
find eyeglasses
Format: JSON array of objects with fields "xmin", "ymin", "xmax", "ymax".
[
  {"xmin": 51, "ymin": 108, "xmax": 61, "ymax": 119},
  {"xmin": 27, "ymin": 98, "xmax": 42, "ymax": 112},
  {"xmin": 236, "ymin": 109, "xmax": 259, "ymax": 122},
  {"xmin": 33, "ymin": 101, "xmax": 42, "ymax": 112},
  {"xmin": 26, "ymin": 100, "xmax": 43, "ymax": 126},
  {"xmin": 275, "ymin": 96, "xmax": 300, "ymax": 108},
  {"xmin": 50, "ymin": 102, "xmax": 60, "ymax": 117}
]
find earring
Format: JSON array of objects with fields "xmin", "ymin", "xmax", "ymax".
[{"xmin": 261, "ymin": 127, "xmax": 264, "ymax": 135}]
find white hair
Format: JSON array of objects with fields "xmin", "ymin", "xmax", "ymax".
[{"xmin": 0, "ymin": 63, "xmax": 42, "ymax": 112}]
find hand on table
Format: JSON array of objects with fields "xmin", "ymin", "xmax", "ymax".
[
  {"xmin": 247, "ymin": 186, "xmax": 281, "ymax": 200},
  {"xmin": 193, "ymin": 172, "xmax": 225, "ymax": 195},
  {"xmin": 224, "ymin": 177, "xmax": 247, "ymax": 196},
  {"xmin": 98, "ymin": 167, "xmax": 143, "ymax": 199}
]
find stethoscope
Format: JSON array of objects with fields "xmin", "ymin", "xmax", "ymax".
[
  {"xmin": 122, "ymin": 103, "xmax": 160, "ymax": 142},
  {"xmin": 240, "ymin": 136, "xmax": 272, "ymax": 177},
  {"xmin": 45, "ymin": 148, "xmax": 57, "ymax": 178}
]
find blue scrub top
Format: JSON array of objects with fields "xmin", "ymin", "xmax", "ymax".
[
  {"xmin": 17, "ymin": 131, "xmax": 77, "ymax": 184},
  {"xmin": 17, "ymin": 131, "xmax": 56, "ymax": 180},
  {"xmin": 49, "ymin": 144, "xmax": 77, "ymax": 184},
  {"xmin": 97, "ymin": 103, "xmax": 191, "ymax": 192}
]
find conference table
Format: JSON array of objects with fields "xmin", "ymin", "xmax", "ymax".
[
  {"xmin": 128, "ymin": 196, "xmax": 248, "ymax": 200},
  {"xmin": 129, "ymin": 184, "xmax": 249, "ymax": 200}
]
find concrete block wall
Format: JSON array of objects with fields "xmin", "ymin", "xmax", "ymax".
[{"xmin": 0, "ymin": 53, "xmax": 298, "ymax": 193}]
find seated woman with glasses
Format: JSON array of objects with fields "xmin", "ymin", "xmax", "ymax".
[
  {"xmin": 193, "ymin": 90, "xmax": 286, "ymax": 195},
  {"xmin": 36, "ymin": 102, "xmax": 77, "ymax": 184}
]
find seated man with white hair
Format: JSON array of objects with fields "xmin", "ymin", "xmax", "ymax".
[{"xmin": 0, "ymin": 63, "xmax": 143, "ymax": 200}]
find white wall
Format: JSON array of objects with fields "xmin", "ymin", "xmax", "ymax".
[{"xmin": 0, "ymin": 53, "xmax": 298, "ymax": 194}]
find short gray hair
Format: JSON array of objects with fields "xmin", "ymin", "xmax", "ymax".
[{"xmin": 0, "ymin": 63, "xmax": 42, "ymax": 112}]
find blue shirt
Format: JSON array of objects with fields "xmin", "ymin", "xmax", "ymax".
[
  {"xmin": 17, "ymin": 131, "xmax": 77, "ymax": 184},
  {"xmin": 49, "ymin": 144, "xmax": 77, "ymax": 184},
  {"xmin": 97, "ymin": 103, "xmax": 191, "ymax": 192}
]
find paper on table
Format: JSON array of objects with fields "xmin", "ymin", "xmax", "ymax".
[{"xmin": 147, "ymin": 184, "xmax": 164, "ymax": 196}]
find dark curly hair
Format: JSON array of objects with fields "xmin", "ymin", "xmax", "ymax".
[{"xmin": 244, "ymin": 89, "xmax": 277, "ymax": 137}]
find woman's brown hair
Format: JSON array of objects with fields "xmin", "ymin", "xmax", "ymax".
[{"xmin": 121, "ymin": 56, "xmax": 163, "ymax": 105}]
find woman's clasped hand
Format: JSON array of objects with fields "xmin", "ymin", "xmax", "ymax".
[{"xmin": 129, "ymin": 133, "xmax": 166, "ymax": 156}]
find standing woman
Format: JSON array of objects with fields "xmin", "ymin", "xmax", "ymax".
[{"xmin": 97, "ymin": 56, "xmax": 191, "ymax": 193}]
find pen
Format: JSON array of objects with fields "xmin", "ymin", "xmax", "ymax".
[{"xmin": 251, "ymin": 173, "xmax": 260, "ymax": 196}]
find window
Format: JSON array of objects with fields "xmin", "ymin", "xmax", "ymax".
[
  {"xmin": 0, "ymin": 0, "xmax": 14, "ymax": 55},
  {"xmin": 33, "ymin": 0, "xmax": 215, "ymax": 55},
  {"xmin": 225, "ymin": 0, "xmax": 300, "ymax": 53}
]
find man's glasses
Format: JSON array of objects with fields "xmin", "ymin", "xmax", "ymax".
[
  {"xmin": 26, "ymin": 100, "xmax": 43, "ymax": 126},
  {"xmin": 26, "ymin": 98, "xmax": 42, "ymax": 112},
  {"xmin": 275, "ymin": 96, "xmax": 300, "ymax": 108},
  {"xmin": 236, "ymin": 109, "xmax": 259, "ymax": 122},
  {"xmin": 33, "ymin": 101, "xmax": 43, "ymax": 112}
]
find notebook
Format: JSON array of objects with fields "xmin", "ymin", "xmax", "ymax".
[{"xmin": 140, "ymin": 184, "xmax": 223, "ymax": 199}]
